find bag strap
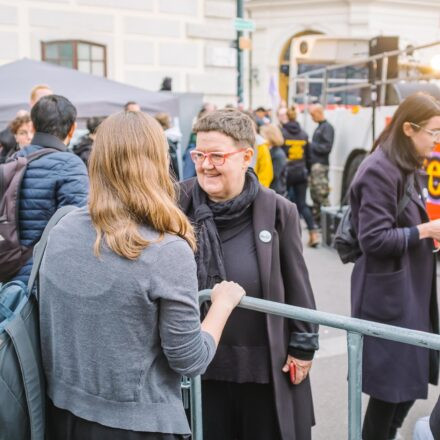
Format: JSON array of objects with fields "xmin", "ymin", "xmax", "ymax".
[
  {"xmin": 4, "ymin": 205, "xmax": 76, "ymax": 440},
  {"xmin": 5, "ymin": 314, "xmax": 45, "ymax": 440},
  {"xmin": 397, "ymin": 173, "xmax": 415, "ymax": 217},
  {"xmin": 25, "ymin": 148, "xmax": 59, "ymax": 164},
  {"xmin": 5, "ymin": 147, "xmax": 58, "ymax": 165},
  {"xmin": 27, "ymin": 205, "xmax": 77, "ymax": 294}
]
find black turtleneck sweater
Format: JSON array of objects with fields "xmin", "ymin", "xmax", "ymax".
[{"xmin": 203, "ymin": 206, "xmax": 271, "ymax": 384}]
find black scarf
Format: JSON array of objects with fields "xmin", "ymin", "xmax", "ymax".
[{"xmin": 192, "ymin": 169, "xmax": 260, "ymax": 289}]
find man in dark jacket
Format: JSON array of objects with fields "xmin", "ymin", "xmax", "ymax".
[
  {"xmin": 154, "ymin": 112, "xmax": 181, "ymax": 180},
  {"xmin": 11, "ymin": 95, "xmax": 89, "ymax": 284},
  {"xmin": 309, "ymin": 105, "xmax": 334, "ymax": 224},
  {"xmin": 73, "ymin": 116, "xmax": 105, "ymax": 167}
]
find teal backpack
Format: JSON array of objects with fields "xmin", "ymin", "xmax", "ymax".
[{"xmin": 0, "ymin": 206, "xmax": 76, "ymax": 440}]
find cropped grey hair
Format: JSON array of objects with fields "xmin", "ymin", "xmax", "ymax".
[{"xmin": 193, "ymin": 109, "xmax": 255, "ymax": 148}]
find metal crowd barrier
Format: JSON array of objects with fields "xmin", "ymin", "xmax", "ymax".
[{"xmin": 187, "ymin": 290, "xmax": 440, "ymax": 440}]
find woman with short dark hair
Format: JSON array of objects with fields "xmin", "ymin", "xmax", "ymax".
[{"xmin": 350, "ymin": 93, "xmax": 440, "ymax": 440}]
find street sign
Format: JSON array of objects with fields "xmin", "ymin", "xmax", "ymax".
[{"xmin": 234, "ymin": 17, "xmax": 255, "ymax": 32}]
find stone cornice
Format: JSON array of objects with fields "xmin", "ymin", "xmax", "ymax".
[{"xmin": 246, "ymin": 0, "xmax": 440, "ymax": 9}]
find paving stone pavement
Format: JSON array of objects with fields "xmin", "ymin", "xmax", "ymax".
[{"xmin": 302, "ymin": 231, "xmax": 440, "ymax": 440}]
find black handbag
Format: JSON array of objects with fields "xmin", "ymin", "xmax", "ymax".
[
  {"xmin": 334, "ymin": 173, "xmax": 414, "ymax": 264},
  {"xmin": 286, "ymin": 163, "xmax": 308, "ymax": 186}
]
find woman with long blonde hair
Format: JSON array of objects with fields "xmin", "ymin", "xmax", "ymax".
[{"xmin": 38, "ymin": 111, "xmax": 245, "ymax": 440}]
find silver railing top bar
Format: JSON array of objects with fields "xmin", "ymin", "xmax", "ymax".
[
  {"xmin": 189, "ymin": 291, "xmax": 440, "ymax": 440},
  {"xmin": 198, "ymin": 291, "xmax": 440, "ymax": 350}
]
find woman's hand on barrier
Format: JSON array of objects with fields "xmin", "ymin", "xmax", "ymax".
[
  {"xmin": 201, "ymin": 281, "xmax": 246, "ymax": 346},
  {"xmin": 211, "ymin": 281, "xmax": 246, "ymax": 312},
  {"xmin": 282, "ymin": 355, "xmax": 312, "ymax": 385}
]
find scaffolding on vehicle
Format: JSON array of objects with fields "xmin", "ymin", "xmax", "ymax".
[
  {"xmin": 186, "ymin": 290, "xmax": 440, "ymax": 440},
  {"xmin": 291, "ymin": 40, "xmax": 440, "ymax": 111}
]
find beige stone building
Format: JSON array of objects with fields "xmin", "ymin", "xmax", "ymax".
[
  {"xmin": 0, "ymin": 0, "xmax": 238, "ymax": 107},
  {"xmin": 1, "ymin": 0, "xmax": 439, "ymax": 109}
]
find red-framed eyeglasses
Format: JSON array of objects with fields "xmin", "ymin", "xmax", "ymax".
[{"xmin": 190, "ymin": 148, "xmax": 246, "ymax": 166}]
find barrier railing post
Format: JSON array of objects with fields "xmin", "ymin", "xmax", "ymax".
[
  {"xmin": 190, "ymin": 375, "xmax": 203, "ymax": 440},
  {"xmin": 191, "ymin": 292, "xmax": 440, "ymax": 439},
  {"xmin": 347, "ymin": 332, "xmax": 363, "ymax": 440}
]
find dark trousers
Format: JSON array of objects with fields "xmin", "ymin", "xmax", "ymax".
[
  {"xmin": 288, "ymin": 182, "xmax": 315, "ymax": 231},
  {"xmin": 46, "ymin": 399, "xmax": 186, "ymax": 440},
  {"xmin": 202, "ymin": 380, "xmax": 281, "ymax": 440},
  {"xmin": 362, "ymin": 397, "xmax": 415, "ymax": 440}
]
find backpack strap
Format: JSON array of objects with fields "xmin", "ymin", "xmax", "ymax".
[
  {"xmin": 28, "ymin": 205, "xmax": 77, "ymax": 294},
  {"xmin": 397, "ymin": 173, "xmax": 415, "ymax": 218},
  {"xmin": 3, "ymin": 206, "xmax": 77, "ymax": 440},
  {"xmin": 5, "ymin": 313, "xmax": 45, "ymax": 440},
  {"xmin": 5, "ymin": 147, "xmax": 58, "ymax": 165},
  {"xmin": 23, "ymin": 147, "xmax": 59, "ymax": 164}
]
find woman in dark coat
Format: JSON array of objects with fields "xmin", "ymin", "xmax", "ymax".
[
  {"xmin": 179, "ymin": 108, "xmax": 319, "ymax": 440},
  {"xmin": 350, "ymin": 93, "xmax": 440, "ymax": 440}
]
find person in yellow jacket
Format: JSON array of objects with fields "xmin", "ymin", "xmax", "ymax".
[
  {"xmin": 242, "ymin": 109, "xmax": 274, "ymax": 187},
  {"xmin": 254, "ymin": 135, "xmax": 274, "ymax": 187}
]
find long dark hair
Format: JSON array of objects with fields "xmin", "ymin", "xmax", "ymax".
[{"xmin": 372, "ymin": 93, "xmax": 440, "ymax": 172}]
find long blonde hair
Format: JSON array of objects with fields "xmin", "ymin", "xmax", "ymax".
[{"xmin": 88, "ymin": 111, "xmax": 196, "ymax": 259}]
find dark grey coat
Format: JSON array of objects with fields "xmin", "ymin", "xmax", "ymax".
[
  {"xmin": 180, "ymin": 180, "xmax": 318, "ymax": 440},
  {"xmin": 350, "ymin": 147, "xmax": 439, "ymax": 403}
]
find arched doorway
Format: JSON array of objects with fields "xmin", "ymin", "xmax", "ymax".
[{"xmin": 279, "ymin": 30, "xmax": 323, "ymax": 104}]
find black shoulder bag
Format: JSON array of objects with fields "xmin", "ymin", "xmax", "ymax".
[{"xmin": 334, "ymin": 173, "xmax": 415, "ymax": 264}]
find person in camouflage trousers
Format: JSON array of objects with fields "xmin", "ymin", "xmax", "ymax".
[
  {"xmin": 309, "ymin": 105, "xmax": 334, "ymax": 225},
  {"xmin": 310, "ymin": 162, "xmax": 330, "ymax": 223}
]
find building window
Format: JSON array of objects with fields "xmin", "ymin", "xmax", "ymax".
[{"xmin": 41, "ymin": 40, "xmax": 107, "ymax": 77}]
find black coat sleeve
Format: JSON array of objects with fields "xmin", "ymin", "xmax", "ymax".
[
  {"xmin": 351, "ymin": 165, "xmax": 418, "ymax": 258},
  {"xmin": 278, "ymin": 203, "xmax": 319, "ymax": 359}
]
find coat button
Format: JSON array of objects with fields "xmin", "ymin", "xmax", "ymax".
[{"xmin": 259, "ymin": 230, "xmax": 272, "ymax": 243}]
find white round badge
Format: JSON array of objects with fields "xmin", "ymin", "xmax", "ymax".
[{"xmin": 259, "ymin": 230, "xmax": 272, "ymax": 243}]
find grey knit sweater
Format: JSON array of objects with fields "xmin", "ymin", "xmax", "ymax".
[{"xmin": 39, "ymin": 207, "xmax": 215, "ymax": 434}]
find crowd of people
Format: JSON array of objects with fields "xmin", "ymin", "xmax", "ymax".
[
  {"xmin": 1, "ymin": 85, "xmax": 440, "ymax": 440},
  {"xmin": 180, "ymin": 101, "xmax": 335, "ymax": 248},
  {"xmin": 1, "ymin": 92, "xmax": 335, "ymax": 248}
]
